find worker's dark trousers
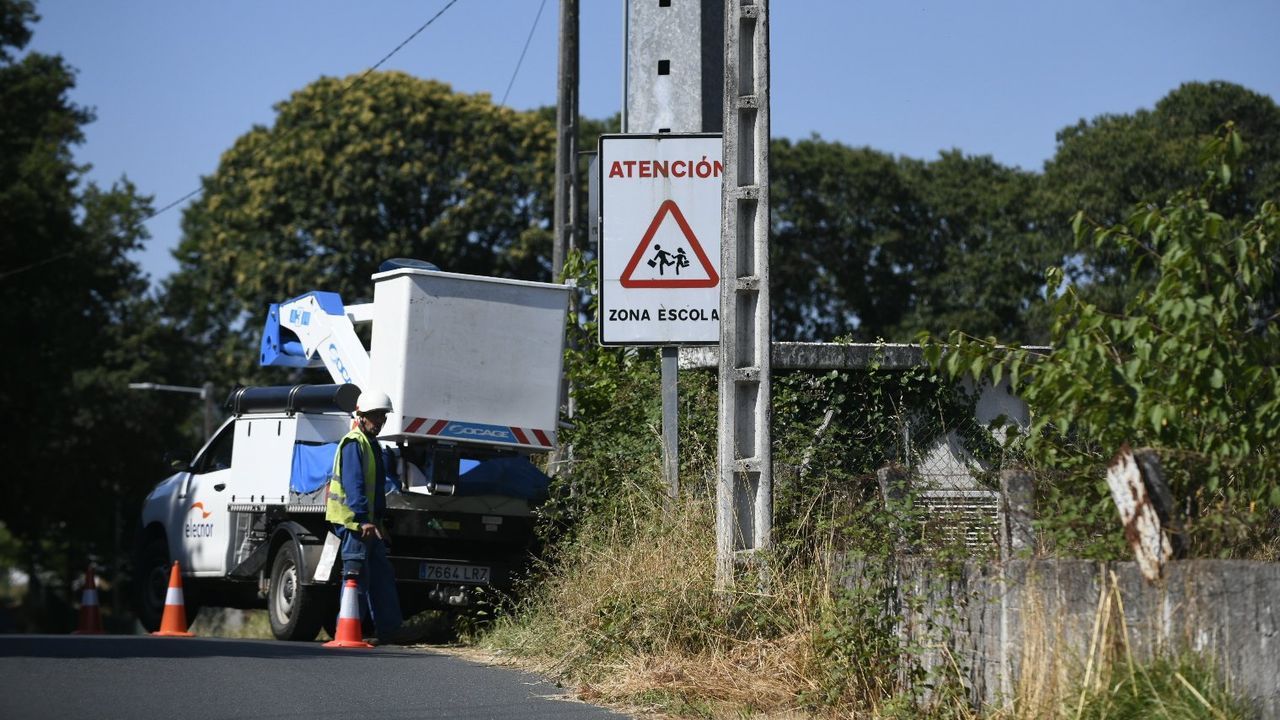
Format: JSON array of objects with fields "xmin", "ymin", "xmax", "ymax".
[{"xmin": 333, "ymin": 526, "xmax": 403, "ymax": 637}]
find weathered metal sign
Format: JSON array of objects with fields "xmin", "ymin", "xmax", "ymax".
[{"xmin": 1106, "ymin": 444, "xmax": 1173, "ymax": 582}]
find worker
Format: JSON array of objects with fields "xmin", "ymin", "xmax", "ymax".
[{"xmin": 327, "ymin": 388, "xmax": 413, "ymax": 644}]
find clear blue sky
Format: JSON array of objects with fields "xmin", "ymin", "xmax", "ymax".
[{"xmin": 26, "ymin": 0, "xmax": 1280, "ymax": 286}]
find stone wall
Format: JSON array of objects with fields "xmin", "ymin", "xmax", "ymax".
[{"xmin": 882, "ymin": 559, "xmax": 1280, "ymax": 717}]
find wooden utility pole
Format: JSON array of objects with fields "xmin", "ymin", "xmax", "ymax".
[
  {"xmin": 551, "ymin": 0, "xmax": 579, "ymax": 479},
  {"xmin": 552, "ymin": 0, "xmax": 579, "ymax": 280}
]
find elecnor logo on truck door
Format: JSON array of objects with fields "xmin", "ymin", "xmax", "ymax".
[{"xmin": 184, "ymin": 502, "xmax": 214, "ymax": 539}]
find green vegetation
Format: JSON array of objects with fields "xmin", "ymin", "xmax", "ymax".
[
  {"xmin": 1071, "ymin": 653, "xmax": 1252, "ymax": 720},
  {"xmin": 168, "ymin": 70, "xmax": 559, "ymax": 385},
  {"xmin": 771, "ymin": 139, "xmax": 1054, "ymax": 343},
  {"xmin": 482, "ymin": 126, "xmax": 1274, "ymax": 716},
  {"xmin": 0, "ymin": 0, "xmax": 195, "ymax": 629},
  {"xmin": 924, "ymin": 124, "xmax": 1280, "ymax": 558},
  {"xmin": 480, "ymin": 253, "xmax": 997, "ymax": 715}
]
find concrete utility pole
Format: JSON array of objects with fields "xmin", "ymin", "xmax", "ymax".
[
  {"xmin": 716, "ymin": 0, "xmax": 771, "ymax": 590},
  {"xmin": 625, "ymin": 0, "xmax": 724, "ymax": 500},
  {"xmin": 552, "ymin": 0, "xmax": 579, "ymax": 281}
]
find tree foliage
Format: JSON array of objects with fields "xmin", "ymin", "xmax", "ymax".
[
  {"xmin": 166, "ymin": 72, "xmax": 557, "ymax": 386},
  {"xmin": 898, "ymin": 151, "xmax": 1054, "ymax": 341},
  {"xmin": 1046, "ymin": 82, "xmax": 1280, "ymax": 228},
  {"xmin": 925, "ymin": 124, "xmax": 1280, "ymax": 556},
  {"xmin": 1043, "ymin": 81, "xmax": 1280, "ymax": 313},
  {"xmin": 770, "ymin": 138, "xmax": 1052, "ymax": 343},
  {"xmin": 766, "ymin": 84, "xmax": 1280, "ymax": 349},
  {"xmin": 0, "ymin": 0, "xmax": 193, "ymax": 620},
  {"xmin": 770, "ymin": 138, "xmax": 921, "ymax": 341}
]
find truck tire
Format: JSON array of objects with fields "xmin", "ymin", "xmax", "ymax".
[
  {"xmin": 267, "ymin": 542, "xmax": 324, "ymax": 641},
  {"xmin": 133, "ymin": 534, "xmax": 201, "ymax": 632}
]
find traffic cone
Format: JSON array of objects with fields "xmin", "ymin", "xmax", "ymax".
[
  {"xmin": 72, "ymin": 565, "xmax": 105, "ymax": 634},
  {"xmin": 152, "ymin": 561, "xmax": 194, "ymax": 637},
  {"xmin": 323, "ymin": 578, "xmax": 373, "ymax": 648}
]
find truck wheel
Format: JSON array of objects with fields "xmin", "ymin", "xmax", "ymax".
[
  {"xmin": 133, "ymin": 534, "xmax": 201, "ymax": 631},
  {"xmin": 268, "ymin": 542, "xmax": 324, "ymax": 641}
]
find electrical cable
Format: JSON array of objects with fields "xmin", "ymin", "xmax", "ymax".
[
  {"xmin": 0, "ymin": 251, "xmax": 75, "ymax": 281},
  {"xmin": 141, "ymin": 0, "xmax": 462, "ymax": 224},
  {"xmin": 500, "ymin": 0, "xmax": 548, "ymax": 106}
]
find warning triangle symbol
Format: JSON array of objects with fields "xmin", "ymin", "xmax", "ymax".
[{"xmin": 619, "ymin": 200, "xmax": 720, "ymax": 288}]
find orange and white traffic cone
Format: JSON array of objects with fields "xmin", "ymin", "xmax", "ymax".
[
  {"xmin": 152, "ymin": 561, "xmax": 194, "ymax": 637},
  {"xmin": 72, "ymin": 565, "xmax": 105, "ymax": 634},
  {"xmin": 323, "ymin": 578, "xmax": 373, "ymax": 648}
]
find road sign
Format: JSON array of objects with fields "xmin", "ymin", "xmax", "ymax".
[{"xmin": 598, "ymin": 133, "xmax": 722, "ymax": 345}]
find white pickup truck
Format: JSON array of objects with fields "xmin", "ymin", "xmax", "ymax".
[{"xmin": 134, "ymin": 263, "xmax": 570, "ymax": 641}]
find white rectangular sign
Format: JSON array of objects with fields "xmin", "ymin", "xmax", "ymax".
[{"xmin": 598, "ymin": 133, "xmax": 722, "ymax": 346}]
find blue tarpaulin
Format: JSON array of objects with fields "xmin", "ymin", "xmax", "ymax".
[
  {"xmin": 293, "ymin": 442, "xmax": 549, "ymax": 501},
  {"xmin": 290, "ymin": 442, "xmax": 337, "ymax": 494},
  {"xmin": 455, "ymin": 456, "xmax": 550, "ymax": 501},
  {"xmin": 292, "ymin": 442, "xmax": 401, "ymax": 494}
]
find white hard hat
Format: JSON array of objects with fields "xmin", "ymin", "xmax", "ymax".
[{"xmin": 356, "ymin": 389, "xmax": 393, "ymax": 414}]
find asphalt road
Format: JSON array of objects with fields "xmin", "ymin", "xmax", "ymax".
[{"xmin": 0, "ymin": 635, "xmax": 624, "ymax": 720}]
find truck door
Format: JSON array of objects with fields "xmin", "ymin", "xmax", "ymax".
[{"xmin": 176, "ymin": 421, "xmax": 235, "ymax": 576}]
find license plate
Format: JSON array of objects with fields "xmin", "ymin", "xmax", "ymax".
[{"xmin": 419, "ymin": 562, "xmax": 490, "ymax": 584}]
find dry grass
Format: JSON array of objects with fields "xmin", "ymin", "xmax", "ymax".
[
  {"xmin": 581, "ymin": 633, "xmax": 818, "ymax": 715},
  {"xmin": 481, "ymin": 492, "xmax": 835, "ymax": 717},
  {"xmin": 1006, "ymin": 572, "xmax": 1074, "ymax": 718},
  {"xmin": 480, "ymin": 484, "xmax": 1255, "ymax": 719},
  {"xmin": 1248, "ymin": 533, "xmax": 1280, "ymax": 562},
  {"xmin": 1002, "ymin": 569, "xmax": 1251, "ymax": 720}
]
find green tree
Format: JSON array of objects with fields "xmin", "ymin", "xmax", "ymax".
[
  {"xmin": 770, "ymin": 137, "xmax": 923, "ymax": 341},
  {"xmin": 927, "ymin": 125, "xmax": 1280, "ymax": 557},
  {"xmin": 0, "ymin": 0, "xmax": 193, "ymax": 626},
  {"xmin": 770, "ymin": 138, "xmax": 1052, "ymax": 343},
  {"xmin": 166, "ymin": 72, "xmax": 557, "ymax": 388},
  {"xmin": 1042, "ymin": 82, "xmax": 1280, "ymax": 312},
  {"xmin": 899, "ymin": 151, "xmax": 1053, "ymax": 342}
]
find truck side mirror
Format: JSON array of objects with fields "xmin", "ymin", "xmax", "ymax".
[{"xmin": 164, "ymin": 451, "xmax": 192, "ymax": 472}]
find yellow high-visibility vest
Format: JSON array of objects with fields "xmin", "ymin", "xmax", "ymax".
[{"xmin": 325, "ymin": 429, "xmax": 379, "ymax": 531}]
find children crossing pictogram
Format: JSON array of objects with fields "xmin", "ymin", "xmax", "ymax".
[{"xmin": 619, "ymin": 200, "xmax": 719, "ymax": 289}]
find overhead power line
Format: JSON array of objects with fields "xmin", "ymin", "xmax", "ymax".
[
  {"xmin": 352, "ymin": 0, "xmax": 462, "ymax": 90},
  {"xmin": 141, "ymin": 0, "xmax": 462, "ymax": 224},
  {"xmin": 500, "ymin": 0, "xmax": 548, "ymax": 106}
]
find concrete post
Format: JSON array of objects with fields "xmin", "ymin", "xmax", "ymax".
[
  {"xmin": 716, "ymin": 0, "xmax": 771, "ymax": 590},
  {"xmin": 551, "ymin": 0, "xmax": 580, "ymax": 480},
  {"xmin": 998, "ymin": 467, "xmax": 1034, "ymax": 705},
  {"xmin": 1134, "ymin": 447, "xmax": 1187, "ymax": 559},
  {"xmin": 1000, "ymin": 466, "xmax": 1035, "ymax": 561},
  {"xmin": 202, "ymin": 381, "xmax": 216, "ymax": 440},
  {"xmin": 877, "ymin": 465, "xmax": 911, "ymax": 556}
]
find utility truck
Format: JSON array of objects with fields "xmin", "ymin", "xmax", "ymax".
[{"xmin": 134, "ymin": 261, "xmax": 570, "ymax": 641}]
